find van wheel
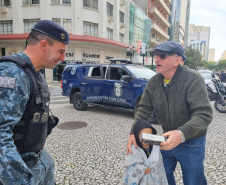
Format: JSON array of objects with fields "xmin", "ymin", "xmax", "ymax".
[
  {"xmin": 134, "ymin": 97, "xmax": 141, "ymax": 117},
  {"xmin": 72, "ymin": 92, "xmax": 87, "ymax": 111}
]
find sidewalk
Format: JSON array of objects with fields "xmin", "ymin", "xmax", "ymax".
[{"xmin": 48, "ymin": 83, "xmax": 61, "ymax": 87}]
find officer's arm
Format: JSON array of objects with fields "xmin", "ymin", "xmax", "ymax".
[
  {"xmin": 130, "ymin": 80, "xmax": 154, "ymax": 134},
  {"xmin": 0, "ymin": 63, "xmax": 35, "ymax": 185}
]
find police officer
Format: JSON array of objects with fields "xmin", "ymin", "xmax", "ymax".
[{"xmin": 0, "ymin": 20, "xmax": 69, "ymax": 185}]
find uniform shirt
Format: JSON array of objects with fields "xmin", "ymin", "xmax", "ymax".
[{"xmin": 0, "ymin": 52, "xmax": 37, "ymax": 184}]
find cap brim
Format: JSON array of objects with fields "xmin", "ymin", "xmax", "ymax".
[{"xmin": 154, "ymin": 50, "xmax": 176, "ymax": 56}]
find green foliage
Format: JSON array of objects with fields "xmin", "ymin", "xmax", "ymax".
[
  {"xmin": 184, "ymin": 46, "xmax": 203, "ymax": 69},
  {"xmin": 204, "ymin": 61, "xmax": 216, "ymax": 70},
  {"xmin": 218, "ymin": 60, "xmax": 226, "ymax": 71}
]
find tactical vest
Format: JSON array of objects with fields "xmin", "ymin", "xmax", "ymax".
[{"xmin": 0, "ymin": 56, "xmax": 50, "ymax": 153}]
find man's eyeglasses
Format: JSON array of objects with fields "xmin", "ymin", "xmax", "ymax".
[{"xmin": 154, "ymin": 53, "xmax": 179, "ymax": 60}]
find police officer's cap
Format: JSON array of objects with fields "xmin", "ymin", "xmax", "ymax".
[
  {"xmin": 153, "ymin": 41, "xmax": 186, "ymax": 61},
  {"xmin": 32, "ymin": 20, "xmax": 69, "ymax": 44}
]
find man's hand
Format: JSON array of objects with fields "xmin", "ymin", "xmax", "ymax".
[
  {"xmin": 126, "ymin": 134, "xmax": 138, "ymax": 156},
  {"xmin": 144, "ymin": 168, "xmax": 151, "ymax": 174},
  {"xmin": 160, "ymin": 130, "xmax": 181, "ymax": 150}
]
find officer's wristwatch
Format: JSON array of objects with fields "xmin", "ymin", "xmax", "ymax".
[{"xmin": 177, "ymin": 130, "xmax": 185, "ymax": 143}]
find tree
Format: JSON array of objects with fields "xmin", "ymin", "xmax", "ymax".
[
  {"xmin": 184, "ymin": 46, "xmax": 203, "ymax": 69},
  {"xmin": 204, "ymin": 61, "xmax": 216, "ymax": 70},
  {"xmin": 218, "ymin": 60, "xmax": 226, "ymax": 71}
]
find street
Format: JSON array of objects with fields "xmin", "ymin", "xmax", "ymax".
[
  {"xmin": 49, "ymin": 84, "xmax": 69, "ymax": 104},
  {"xmin": 45, "ymin": 96, "xmax": 226, "ymax": 185}
]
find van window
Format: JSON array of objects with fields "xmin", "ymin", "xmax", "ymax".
[
  {"xmin": 110, "ymin": 67, "xmax": 128, "ymax": 81},
  {"xmin": 82, "ymin": 66, "xmax": 102, "ymax": 79}
]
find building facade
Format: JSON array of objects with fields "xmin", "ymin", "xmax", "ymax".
[
  {"xmin": 183, "ymin": 0, "xmax": 191, "ymax": 47},
  {"xmin": 129, "ymin": 1, "xmax": 152, "ymax": 64},
  {"xmin": 208, "ymin": 48, "xmax": 215, "ymax": 62},
  {"xmin": 188, "ymin": 24, "xmax": 211, "ymax": 61},
  {"xmin": 132, "ymin": 0, "xmax": 171, "ymax": 48},
  {"xmin": 169, "ymin": 0, "xmax": 190, "ymax": 46},
  {"xmin": 220, "ymin": 50, "xmax": 226, "ymax": 60},
  {"xmin": 0, "ymin": 0, "xmax": 131, "ymax": 83}
]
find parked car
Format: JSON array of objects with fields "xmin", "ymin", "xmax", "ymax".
[{"xmin": 61, "ymin": 58, "xmax": 157, "ymax": 117}]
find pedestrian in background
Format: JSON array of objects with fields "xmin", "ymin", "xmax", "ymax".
[
  {"xmin": 0, "ymin": 20, "xmax": 69, "ymax": 185},
  {"xmin": 126, "ymin": 41, "xmax": 213, "ymax": 185},
  {"xmin": 220, "ymin": 70, "xmax": 226, "ymax": 82}
]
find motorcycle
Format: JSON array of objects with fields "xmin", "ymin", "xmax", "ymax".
[{"xmin": 207, "ymin": 79, "xmax": 226, "ymax": 113}]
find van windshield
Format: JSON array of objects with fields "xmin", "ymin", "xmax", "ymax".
[{"xmin": 126, "ymin": 66, "xmax": 156, "ymax": 80}]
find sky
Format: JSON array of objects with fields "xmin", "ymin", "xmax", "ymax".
[{"xmin": 189, "ymin": 0, "xmax": 226, "ymax": 61}]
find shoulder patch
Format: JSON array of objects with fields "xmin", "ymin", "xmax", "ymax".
[{"xmin": 0, "ymin": 76, "xmax": 16, "ymax": 89}]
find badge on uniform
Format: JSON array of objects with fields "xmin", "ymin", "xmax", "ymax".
[
  {"xmin": 0, "ymin": 76, "xmax": 16, "ymax": 89},
  {"xmin": 36, "ymin": 95, "xmax": 42, "ymax": 104}
]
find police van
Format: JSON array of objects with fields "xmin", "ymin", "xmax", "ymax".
[{"xmin": 61, "ymin": 58, "xmax": 156, "ymax": 116}]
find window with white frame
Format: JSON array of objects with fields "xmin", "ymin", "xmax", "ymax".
[
  {"xmin": 51, "ymin": 0, "xmax": 60, "ymax": 4},
  {"xmin": 83, "ymin": 0, "xmax": 98, "ymax": 10},
  {"xmin": 0, "ymin": 20, "xmax": 13, "ymax": 34},
  {"xmin": 62, "ymin": 0, "xmax": 71, "ymax": 5},
  {"xmin": 52, "ymin": 18, "xmax": 61, "ymax": 26},
  {"xmin": 24, "ymin": 19, "xmax": 40, "ymax": 33},
  {"xmin": 0, "ymin": 0, "xmax": 11, "ymax": 7},
  {"xmin": 107, "ymin": 2, "xmax": 113, "ymax": 16},
  {"xmin": 83, "ymin": 21, "xmax": 98, "ymax": 37},
  {"xmin": 23, "ymin": 0, "xmax": 39, "ymax": 5},
  {"xmin": 119, "ymin": 33, "xmax": 124, "ymax": 43},
  {"xmin": 119, "ymin": 11, "xmax": 124, "ymax": 23},
  {"xmin": 63, "ymin": 19, "xmax": 72, "ymax": 33},
  {"xmin": 107, "ymin": 27, "xmax": 113, "ymax": 40}
]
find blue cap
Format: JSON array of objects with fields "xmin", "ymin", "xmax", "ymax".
[
  {"xmin": 153, "ymin": 41, "xmax": 186, "ymax": 61},
  {"xmin": 32, "ymin": 20, "xmax": 69, "ymax": 44}
]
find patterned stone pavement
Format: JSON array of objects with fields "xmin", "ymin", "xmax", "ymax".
[{"xmin": 45, "ymin": 102, "xmax": 226, "ymax": 185}]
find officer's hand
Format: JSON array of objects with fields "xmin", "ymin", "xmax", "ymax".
[
  {"xmin": 160, "ymin": 130, "xmax": 181, "ymax": 150},
  {"xmin": 126, "ymin": 134, "xmax": 138, "ymax": 156}
]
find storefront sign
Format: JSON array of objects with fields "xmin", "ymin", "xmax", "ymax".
[
  {"xmin": 65, "ymin": 47, "xmax": 75, "ymax": 60},
  {"xmin": 66, "ymin": 53, "xmax": 74, "ymax": 57},
  {"xmin": 83, "ymin": 53, "xmax": 100, "ymax": 58}
]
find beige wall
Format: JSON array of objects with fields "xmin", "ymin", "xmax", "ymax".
[
  {"xmin": 180, "ymin": 0, "xmax": 187, "ymax": 31},
  {"xmin": 1, "ymin": 0, "xmax": 130, "ymax": 43},
  {"xmin": 208, "ymin": 49, "xmax": 215, "ymax": 62},
  {"xmin": 220, "ymin": 50, "xmax": 226, "ymax": 60}
]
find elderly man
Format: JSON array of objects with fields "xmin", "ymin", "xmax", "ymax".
[
  {"xmin": 0, "ymin": 20, "xmax": 69, "ymax": 185},
  {"xmin": 127, "ymin": 41, "xmax": 213, "ymax": 185}
]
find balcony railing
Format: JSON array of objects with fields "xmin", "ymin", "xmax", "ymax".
[
  {"xmin": 0, "ymin": 2, "xmax": 11, "ymax": 7},
  {"xmin": 83, "ymin": 30, "xmax": 98, "ymax": 37},
  {"xmin": 0, "ymin": 27, "xmax": 13, "ymax": 34},
  {"xmin": 157, "ymin": 0, "xmax": 171, "ymax": 15},
  {"xmin": 151, "ymin": 23, "xmax": 169, "ymax": 40},
  {"xmin": 63, "ymin": 27, "xmax": 72, "ymax": 33},
  {"xmin": 51, "ymin": 0, "xmax": 60, "ymax": 4},
  {"xmin": 149, "ymin": 7, "xmax": 170, "ymax": 28},
  {"xmin": 23, "ymin": 0, "xmax": 40, "ymax": 5},
  {"xmin": 24, "ymin": 27, "xmax": 33, "ymax": 33}
]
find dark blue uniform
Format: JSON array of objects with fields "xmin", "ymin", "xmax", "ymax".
[{"xmin": 0, "ymin": 52, "xmax": 55, "ymax": 185}]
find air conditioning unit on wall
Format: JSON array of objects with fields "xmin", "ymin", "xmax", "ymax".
[
  {"xmin": 1, "ymin": 7, "xmax": 8, "ymax": 13},
  {"xmin": 120, "ymin": 0, "xmax": 126, "ymax": 6},
  {"xmin": 108, "ymin": 16, "xmax": 114, "ymax": 22},
  {"xmin": 120, "ymin": 22, "xmax": 125, "ymax": 28}
]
